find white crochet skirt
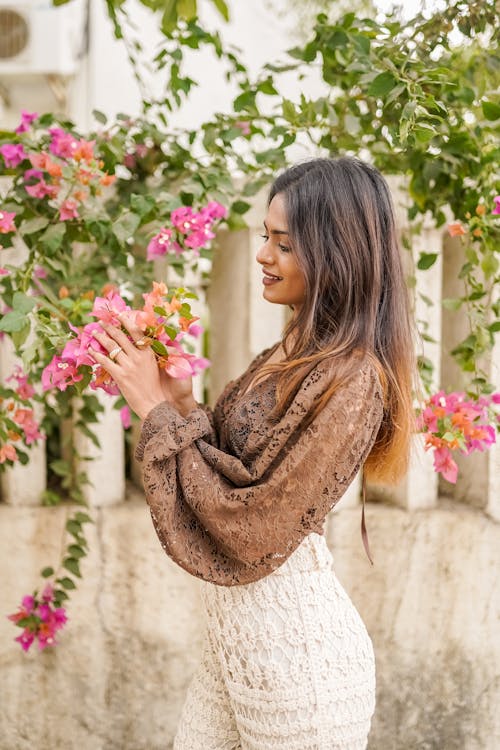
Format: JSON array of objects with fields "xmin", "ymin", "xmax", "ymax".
[{"xmin": 173, "ymin": 533, "xmax": 376, "ymax": 750}]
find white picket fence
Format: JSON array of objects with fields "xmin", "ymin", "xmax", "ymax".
[{"xmin": 1, "ymin": 187, "xmax": 499, "ymax": 520}]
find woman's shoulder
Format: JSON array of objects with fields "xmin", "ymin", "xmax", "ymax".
[{"xmin": 306, "ymin": 350, "xmax": 385, "ymax": 402}]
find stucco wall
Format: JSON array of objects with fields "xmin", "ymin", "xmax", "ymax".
[{"xmin": 1, "ymin": 492, "xmax": 499, "ymax": 750}]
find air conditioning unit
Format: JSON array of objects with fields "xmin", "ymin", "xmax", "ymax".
[{"xmin": 0, "ymin": 0, "xmax": 86, "ymax": 76}]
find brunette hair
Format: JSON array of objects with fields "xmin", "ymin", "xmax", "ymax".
[{"xmin": 261, "ymin": 156, "xmax": 419, "ymax": 485}]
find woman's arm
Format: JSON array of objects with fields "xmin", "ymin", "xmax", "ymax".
[{"xmin": 137, "ymin": 360, "xmax": 384, "ymax": 584}]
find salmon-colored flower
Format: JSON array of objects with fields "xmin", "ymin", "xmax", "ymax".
[
  {"xmin": 448, "ymin": 222, "xmax": 467, "ymax": 237},
  {"xmin": 0, "ymin": 443, "xmax": 18, "ymax": 463}
]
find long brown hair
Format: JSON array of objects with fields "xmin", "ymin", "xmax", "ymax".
[{"xmin": 259, "ymin": 157, "xmax": 419, "ymax": 485}]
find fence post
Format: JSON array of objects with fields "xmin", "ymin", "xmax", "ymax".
[{"xmin": 73, "ymin": 391, "xmax": 125, "ymax": 506}]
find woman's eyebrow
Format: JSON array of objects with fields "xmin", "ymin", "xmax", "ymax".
[{"xmin": 263, "ymin": 220, "xmax": 289, "ymax": 235}]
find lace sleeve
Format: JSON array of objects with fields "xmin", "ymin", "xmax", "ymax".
[{"xmin": 137, "ymin": 361, "xmax": 384, "ymax": 586}]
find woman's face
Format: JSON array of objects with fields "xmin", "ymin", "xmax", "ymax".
[{"xmin": 256, "ymin": 193, "xmax": 306, "ymax": 313}]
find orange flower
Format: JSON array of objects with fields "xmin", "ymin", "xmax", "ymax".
[
  {"xmin": 179, "ymin": 315, "xmax": 199, "ymax": 332},
  {"xmin": 7, "ymin": 430, "xmax": 21, "ymax": 441},
  {"xmin": 472, "ymin": 228, "xmax": 482, "ymax": 237},
  {"xmin": 58, "ymin": 286, "xmax": 69, "ymax": 299},
  {"xmin": 100, "ymin": 173, "xmax": 116, "ymax": 186},
  {"xmin": 81, "ymin": 290, "xmax": 95, "ymax": 301},
  {"xmin": 475, "ymin": 204, "xmax": 486, "ymax": 216},
  {"xmin": 73, "ymin": 190, "xmax": 88, "ymax": 203},
  {"xmin": 448, "ymin": 222, "xmax": 467, "ymax": 237},
  {"xmin": 101, "ymin": 283, "xmax": 119, "ymax": 297}
]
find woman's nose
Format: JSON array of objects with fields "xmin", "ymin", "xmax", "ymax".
[{"xmin": 256, "ymin": 239, "xmax": 273, "ymax": 265}]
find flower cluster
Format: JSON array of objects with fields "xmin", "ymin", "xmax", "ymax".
[
  {"xmin": 147, "ymin": 201, "xmax": 227, "ymax": 260},
  {"xmin": 7, "ymin": 583, "xmax": 68, "ymax": 652},
  {"xmin": 447, "ymin": 195, "xmax": 500, "ymax": 239},
  {"xmin": 0, "ymin": 111, "xmax": 116, "ymax": 232},
  {"xmin": 41, "ymin": 282, "xmax": 209, "ymax": 398},
  {"xmin": 418, "ymin": 390, "xmax": 500, "ymax": 483},
  {"xmin": 0, "ymin": 367, "xmax": 44, "ymax": 465}
]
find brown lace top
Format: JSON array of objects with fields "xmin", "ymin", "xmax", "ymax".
[{"xmin": 135, "ymin": 346, "xmax": 384, "ymax": 586}]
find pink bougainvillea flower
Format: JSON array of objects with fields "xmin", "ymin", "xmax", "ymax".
[
  {"xmin": 24, "ymin": 168, "xmax": 44, "ymax": 184},
  {"xmin": 235, "ymin": 120, "xmax": 251, "ymax": 136},
  {"xmin": 0, "ymin": 143, "xmax": 27, "ymax": 168},
  {"xmin": 147, "ymin": 228, "xmax": 177, "ymax": 260},
  {"xmin": 163, "ymin": 351, "xmax": 196, "ymax": 379},
  {"xmin": 120, "ymin": 405, "xmax": 131, "ymax": 429},
  {"xmin": 34, "ymin": 265, "xmax": 48, "ymax": 279},
  {"xmin": 41, "ymin": 356, "xmax": 83, "ymax": 391},
  {"xmin": 6, "ymin": 366, "xmax": 35, "ymax": 400},
  {"xmin": 492, "ymin": 196, "xmax": 500, "ymax": 215},
  {"xmin": 0, "ymin": 267, "xmax": 9, "ymax": 276},
  {"xmin": 447, "ymin": 222, "xmax": 467, "ymax": 237},
  {"xmin": 13, "ymin": 408, "xmax": 43, "ymax": 445},
  {"xmin": 48, "ymin": 127, "xmax": 78, "ymax": 159},
  {"xmin": 0, "ymin": 443, "xmax": 18, "ymax": 463},
  {"xmin": 0, "ymin": 210, "xmax": 16, "ymax": 234},
  {"xmin": 15, "ymin": 631, "xmax": 35, "ymax": 652},
  {"xmin": 25, "ymin": 178, "xmax": 59, "ymax": 199},
  {"xmin": 171, "ymin": 206, "xmax": 195, "ymax": 233},
  {"xmin": 91, "ymin": 291, "xmax": 130, "ymax": 325},
  {"xmin": 201, "ymin": 200, "xmax": 228, "ymax": 221},
  {"xmin": 59, "ymin": 199, "xmax": 79, "ymax": 221},
  {"xmin": 433, "ymin": 446, "xmax": 458, "ymax": 483},
  {"xmin": 89, "ymin": 365, "xmax": 120, "ymax": 396},
  {"xmin": 15, "ymin": 110, "xmax": 38, "ymax": 134}
]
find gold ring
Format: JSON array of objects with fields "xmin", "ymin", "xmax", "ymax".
[
  {"xmin": 135, "ymin": 337, "xmax": 150, "ymax": 349},
  {"xmin": 109, "ymin": 346, "xmax": 123, "ymax": 361}
]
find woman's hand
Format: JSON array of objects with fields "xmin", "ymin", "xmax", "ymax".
[{"xmin": 89, "ymin": 313, "xmax": 196, "ymax": 420}]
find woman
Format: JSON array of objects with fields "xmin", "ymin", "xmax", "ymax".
[{"xmin": 91, "ymin": 157, "xmax": 417, "ymax": 749}]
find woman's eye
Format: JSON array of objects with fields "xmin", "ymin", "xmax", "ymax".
[
  {"xmin": 278, "ymin": 243, "xmax": 290, "ymax": 253},
  {"xmin": 260, "ymin": 234, "xmax": 269, "ymax": 242}
]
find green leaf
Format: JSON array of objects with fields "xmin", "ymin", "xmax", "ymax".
[
  {"xmin": 442, "ymin": 297, "xmax": 463, "ymax": 311},
  {"xmin": 19, "ymin": 216, "xmax": 49, "ymax": 235},
  {"xmin": 210, "ymin": 0, "xmax": 229, "ymax": 21},
  {"xmin": 11, "ymin": 321, "xmax": 31, "ymax": 348},
  {"xmin": 0, "ymin": 311, "xmax": 27, "ymax": 333},
  {"xmin": 482, "ymin": 101, "xmax": 500, "ymax": 121},
  {"xmin": 177, "ymin": 0, "xmax": 197, "ymax": 21},
  {"xmin": 50, "ymin": 459, "xmax": 71, "ymax": 477},
  {"xmin": 13, "ymin": 291, "xmax": 36, "ymax": 314},
  {"xmin": 57, "ymin": 577, "xmax": 76, "ymax": 590},
  {"xmin": 151, "ymin": 339, "xmax": 169, "ymax": 356},
  {"xmin": 40, "ymin": 223, "xmax": 66, "ymax": 253},
  {"xmin": 63, "ymin": 557, "xmax": 81, "ymax": 578},
  {"xmin": 92, "ymin": 109, "xmax": 108, "ymax": 124},
  {"xmin": 112, "ymin": 211, "xmax": 140, "ymax": 245},
  {"xmin": 66, "ymin": 520, "xmax": 82, "ymax": 536},
  {"xmin": 417, "ymin": 253, "xmax": 438, "ymax": 270},
  {"xmin": 68, "ymin": 544, "xmax": 86, "ymax": 559},
  {"xmin": 41, "ymin": 567, "xmax": 54, "ymax": 578},
  {"xmin": 231, "ymin": 200, "xmax": 251, "ymax": 215},
  {"xmin": 74, "ymin": 511, "xmax": 93, "ymax": 524},
  {"xmin": 488, "ymin": 321, "xmax": 500, "ymax": 333},
  {"xmin": 367, "ymin": 72, "xmax": 397, "ymax": 98}
]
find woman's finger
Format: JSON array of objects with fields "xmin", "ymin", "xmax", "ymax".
[
  {"xmin": 118, "ymin": 312, "xmax": 150, "ymax": 345},
  {"xmin": 99, "ymin": 321, "xmax": 137, "ymax": 357},
  {"xmin": 89, "ymin": 346, "xmax": 120, "ymax": 374},
  {"xmin": 92, "ymin": 329, "xmax": 128, "ymax": 362}
]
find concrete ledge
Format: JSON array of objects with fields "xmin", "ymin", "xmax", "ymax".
[{"xmin": 1, "ymin": 493, "xmax": 499, "ymax": 750}]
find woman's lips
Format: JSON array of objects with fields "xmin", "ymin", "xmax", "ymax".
[{"xmin": 262, "ymin": 272, "xmax": 283, "ymax": 286}]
